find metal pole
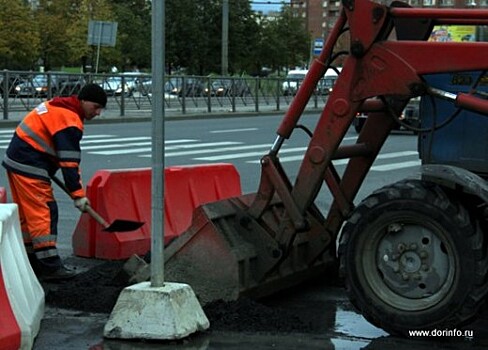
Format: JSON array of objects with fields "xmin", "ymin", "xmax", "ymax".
[
  {"xmin": 222, "ymin": 0, "xmax": 229, "ymax": 75},
  {"xmin": 151, "ymin": 0, "xmax": 165, "ymax": 287},
  {"xmin": 95, "ymin": 22, "xmax": 102, "ymax": 74},
  {"xmin": 3, "ymin": 70, "xmax": 8, "ymax": 120}
]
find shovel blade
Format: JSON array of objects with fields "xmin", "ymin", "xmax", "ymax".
[{"xmin": 103, "ymin": 220, "xmax": 145, "ymax": 232}]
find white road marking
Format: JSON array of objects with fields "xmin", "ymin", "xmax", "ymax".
[
  {"xmin": 0, "ymin": 128, "xmax": 418, "ymax": 173},
  {"xmin": 196, "ymin": 147, "xmax": 308, "ymax": 161},
  {"xmin": 371, "ymin": 160, "xmax": 421, "ymax": 171},
  {"xmin": 81, "ymin": 136, "xmax": 151, "ymax": 144},
  {"xmin": 210, "ymin": 128, "xmax": 259, "ymax": 133},
  {"xmin": 139, "ymin": 143, "xmax": 271, "ymax": 158},
  {"xmin": 255, "ymin": 150, "xmax": 419, "ymax": 164},
  {"xmin": 91, "ymin": 141, "xmax": 240, "ymax": 155}
]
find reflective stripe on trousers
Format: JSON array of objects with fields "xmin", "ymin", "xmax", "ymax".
[{"xmin": 7, "ymin": 171, "xmax": 59, "ymax": 260}]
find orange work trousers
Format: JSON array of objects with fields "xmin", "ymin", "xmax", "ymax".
[{"xmin": 7, "ymin": 172, "xmax": 59, "ymax": 261}]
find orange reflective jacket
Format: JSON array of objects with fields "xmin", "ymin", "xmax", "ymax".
[{"xmin": 3, "ymin": 96, "xmax": 86, "ymax": 198}]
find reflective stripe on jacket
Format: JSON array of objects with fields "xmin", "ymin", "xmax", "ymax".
[{"xmin": 2, "ymin": 98, "xmax": 85, "ymax": 198}]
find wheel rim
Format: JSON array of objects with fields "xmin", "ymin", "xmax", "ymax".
[{"xmin": 360, "ymin": 213, "xmax": 456, "ymax": 311}]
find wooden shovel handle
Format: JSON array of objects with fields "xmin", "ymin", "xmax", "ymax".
[
  {"xmin": 84, "ymin": 205, "xmax": 110, "ymax": 229},
  {"xmin": 50, "ymin": 175, "xmax": 110, "ymax": 229}
]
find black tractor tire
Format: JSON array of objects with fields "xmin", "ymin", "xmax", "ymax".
[{"xmin": 339, "ymin": 179, "xmax": 488, "ymax": 336}]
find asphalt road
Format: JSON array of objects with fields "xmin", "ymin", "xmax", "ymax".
[{"xmin": 0, "ymin": 114, "xmax": 487, "ymax": 349}]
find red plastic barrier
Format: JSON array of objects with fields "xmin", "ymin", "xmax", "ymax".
[
  {"xmin": 73, "ymin": 164, "xmax": 242, "ymax": 260},
  {"xmin": 0, "ymin": 268, "xmax": 21, "ymax": 350},
  {"xmin": 0, "ymin": 187, "xmax": 7, "ymax": 203}
]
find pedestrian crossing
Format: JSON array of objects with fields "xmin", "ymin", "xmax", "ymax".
[{"xmin": 0, "ymin": 130, "xmax": 422, "ymax": 172}]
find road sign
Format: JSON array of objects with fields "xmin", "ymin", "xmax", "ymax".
[
  {"xmin": 87, "ymin": 21, "xmax": 118, "ymax": 47},
  {"xmin": 313, "ymin": 38, "xmax": 324, "ymax": 56}
]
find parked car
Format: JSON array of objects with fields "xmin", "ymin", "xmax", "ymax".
[
  {"xmin": 58, "ymin": 76, "xmax": 86, "ymax": 97},
  {"xmin": 15, "ymin": 73, "xmax": 83, "ymax": 98},
  {"xmin": 204, "ymin": 78, "xmax": 251, "ymax": 97},
  {"xmin": 282, "ymin": 69, "xmax": 308, "ymax": 96},
  {"xmin": 165, "ymin": 77, "xmax": 204, "ymax": 97},
  {"xmin": 101, "ymin": 76, "xmax": 129, "ymax": 96},
  {"xmin": 0, "ymin": 74, "xmax": 26, "ymax": 97},
  {"xmin": 137, "ymin": 78, "xmax": 153, "ymax": 96},
  {"xmin": 316, "ymin": 68, "xmax": 340, "ymax": 95},
  {"xmin": 101, "ymin": 73, "xmax": 150, "ymax": 97}
]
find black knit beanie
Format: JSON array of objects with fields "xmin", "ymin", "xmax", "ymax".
[{"xmin": 78, "ymin": 83, "xmax": 107, "ymax": 108}]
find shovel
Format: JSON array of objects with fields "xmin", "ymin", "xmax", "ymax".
[{"xmin": 51, "ymin": 175, "xmax": 144, "ymax": 232}]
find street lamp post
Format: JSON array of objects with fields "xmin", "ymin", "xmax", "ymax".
[{"xmin": 222, "ymin": 0, "xmax": 229, "ymax": 76}]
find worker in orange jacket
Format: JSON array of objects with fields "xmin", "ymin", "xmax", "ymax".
[{"xmin": 2, "ymin": 83, "xmax": 107, "ymax": 282}]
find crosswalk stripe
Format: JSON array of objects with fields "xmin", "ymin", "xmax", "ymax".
[
  {"xmin": 82, "ymin": 142, "xmax": 152, "ymax": 150},
  {"xmin": 195, "ymin": 147, "xmax": 308, "ymax": 161},
  {"xmin": 250, "ymin": 150, "xmax": 419, "ymax": 164},
  {"xmin": 81, "ymin": 136, "xmax": 151, "ymax": 144},
  {"xmin": 0, "ymin": 129, "xmax": 419, "ymax": 173},
  {"xmin": 166, "ymin": 141, "xmax": 241, "ymax": 150},
  {"xmin": 0, "ymin": 134, "xmax": 115, "ymax": 145},
  {"xmin": 91, "ymin": 147, "xmax": 151, "ymax": 155},
  {"xmin": 371, "ymin": 160, "xmax": 421, "ymax": 171},
  {"xmin": 82, "ymin": 135, "xmax": 116, "ymax": 139},
  {"xmin": 91, "ymin": 141, "xmax": 240, "ymax": 155},
  {"xmin": 139, "ymin": 143, "xmax": 272, "ymax": 158},
  {"xmin": 210, "ymin": 128, "xmax": 258, "ymax": 133},
  {"xmin": 0, "ymin": 130, "xmax": 115, "ymax": 138},
  {"xmin": 376, "ymin": 151, "xmax": 418, "ymax": 159},
  {"xmin": 82, "ymin": 139, "xmax": 198, "ymax": 151}
]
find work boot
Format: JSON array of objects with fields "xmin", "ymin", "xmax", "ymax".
[{"xmin": 38, "ymin": 265, "xmax": 78, "ymax": 282}]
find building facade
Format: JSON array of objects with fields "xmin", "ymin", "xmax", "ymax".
[{"xmin": 291, "ymin": 0, "xmax": 488, "ymax": 42}]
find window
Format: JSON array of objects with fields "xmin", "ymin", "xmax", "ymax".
[{"xmin": 439, "ymin": 0, "xmax": 454, "ymax": 6}]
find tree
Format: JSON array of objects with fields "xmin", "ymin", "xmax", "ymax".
[
  {"xmin": 254, "ymin": 15, "xmax": 283, "ymax": 75},
  {"xmin": 166, "ymin": 0, "xmax": 261, "ymax": 76},
  {"xmin": 65, "ymin": 0, "xmax": 116, "ymax": 72},
  {"xmin": 227, "ymin": 0, "xmax": 260, "ymax": 75},
  {"xmin": 0, "ymin": 0, "xmax": 40, "ymax": 70},
  {"xmin": 0, "ymin": 0, "xmax": 312, "ymax": 74},
  {"xmin": 166, "ymin": 0, "xmax": 210, "ymax": 75},
  {"xmin": 272, "ymin": 7, "xmax": 311, "ymax": 72},
  {"xmin": 35, "ymin": 0, "xmax": 77, "ymax": 71},
  {"xmin": 111, "ymin": 0, "xmax": 151, "ymax": 71},
  {"xmin": 234, "ymin": 6, "xmax": 311, "ymax": 76}
]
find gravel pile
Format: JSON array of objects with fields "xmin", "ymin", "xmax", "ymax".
[{"xmin": 43, "ymin": 260, "xmax": 313, "ymax": 333}]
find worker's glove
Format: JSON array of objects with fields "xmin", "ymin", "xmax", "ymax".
[{"xmin": 74, "ymin": 197, "xmax": 90, "ymax": 212}]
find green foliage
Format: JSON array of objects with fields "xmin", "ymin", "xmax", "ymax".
[
  {"xmin": 0, "ymin": 0, "xmax": 311, "ymax": 75},
  {"xmin": 111, "ymin": 0, "xmax": 151, "ymax": 71},
  {"xmin": 0, "ymin": 0, "xmax": 40, "ymax": 69},
  {"xmin": 64, "ymin": 0, "xmax": 116, "ymax": 72}
]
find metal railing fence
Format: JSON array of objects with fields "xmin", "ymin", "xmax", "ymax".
[{"xmin": 0, "ymin": 70, "xmax": 332, "ymax": 120}]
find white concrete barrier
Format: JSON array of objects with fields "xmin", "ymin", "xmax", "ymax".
[{"xmin": 0, "ymin": 204, "xmax": 44, "ymax": 350}]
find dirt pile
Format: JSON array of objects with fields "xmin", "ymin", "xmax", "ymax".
[
  {"xmin": 43, "ymin": 261, "xmax": 312, "ymax": 333},
  {"xmin": 44, "ymin": 261, "xmax": 126, "ymax": 313}
]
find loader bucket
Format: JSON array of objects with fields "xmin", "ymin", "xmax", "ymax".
[{"xmin": 163, "ymin": 192, "xmax": 336, "ymax": 305}]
